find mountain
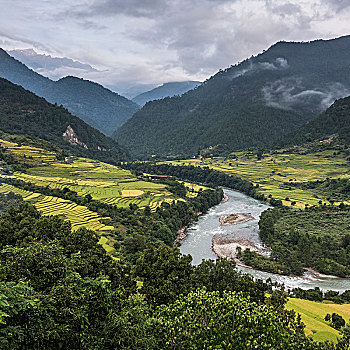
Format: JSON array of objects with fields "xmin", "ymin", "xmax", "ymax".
[
  {"xmin": 280, "ymin": 96, "xmax": 350, "ymax": 146},
  {"xmin": 113, "ymin": 36, "xmax": 350, "ymax": 159},
  {"xmin": 0, "ymin": 78, "xmax": 129, "ymax": 161},
  {"xmin": 132, "ymin": 81, "xmax": 201, "ymax": 107},
  {"xmin": 0, "ymin": 49, "xmax": 139, "ymax": 135},
  {"xmin": 113, "ymin": 83, "xmax": 159, "ymax": 99},
  {"xmin": 44, "ymin": 76, "xmax": 140, "ymax": 135}
]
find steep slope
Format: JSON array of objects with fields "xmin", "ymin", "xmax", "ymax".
[
  {"xmin": 280, "ymin": 96, "xmax": 350, "ymax": 146},
  {"xmin": 45, "ymin": 76, "xmax": 140, "ymax": 135},
  {"xmin": 0, "ymin": 49, "xmax": 139, "ymax": 135},
  {"xmin": 132, "ymin": 81, "xmax": 201, "ymax": 106},
  {"xmin": 0, "ymin": 78, "xmax": 129, "ymax": 161},
  {"xmin": 113, "ymin": 36, "xmax": 350, "ymax": 159}
]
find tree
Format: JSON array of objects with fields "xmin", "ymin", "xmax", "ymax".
[
  {"xmin": 134, "ymin": 245, "xmax": 193, "ymax": 305},
  {"xmin": 325, "ymin": 313, "xmax": 346, "ymax": 330},
  {"xmin": 153, "ymin": 289, "xmax": 321, "ymax": 349}
]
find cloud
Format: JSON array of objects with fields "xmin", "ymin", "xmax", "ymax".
[
  {"xmin": 86, "ymin": 0, "xmax": 169, "ymax": 18},
  {"xmin": 1, "ymin": 0, "xmax": 350, "ymax": 89},
  {"xmin": 323, "ymin": 0, "xmax": 350, "ymax": 13},
  {"xmin": 9, "ymin": 49, "xmax": 99, "ymax": 73},
  {"xmin": 0, "ymin": 31, "xmax": 53, "ymax": 52},
  {"xmin": 263, "ymin": 78, "xmax": 350, "ymax": 111}
]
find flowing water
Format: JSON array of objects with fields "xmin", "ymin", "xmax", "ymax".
[{"xmin": 180, "ymin": 189, "xmax": 350, "ymax": 292}]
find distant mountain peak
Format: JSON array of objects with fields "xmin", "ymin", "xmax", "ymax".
[{"xmin": 132, "ymin": 80, "xmax": 201, "ymax": 107}]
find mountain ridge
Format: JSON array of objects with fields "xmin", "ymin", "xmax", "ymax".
[
  {"xmin": 0, "ymin": 49, "xmax": 139, "ymax": 135},
  {"xmin": 132, "ymin": 81, "xmax": 201, "ymax": 107},
  {"xmin": 113, "ymin": 35, "xmax": 350, "ymax": 159},
  {"xmin": 279, "ymin": 95, "xmax": 350, "ymax": 146}
]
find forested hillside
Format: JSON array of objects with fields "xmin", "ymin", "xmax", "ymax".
[
  {"xmin": 0, "ymin": 49, "xmax": 139, "ymax": 135},
  {"xmin": 0, "ymin": 78, "xmax": 129, "ymax": 162},
  {"xmin": 114, "ymin": 36, "xmax": 350, "ymax": 158},
  {"xmin": 279, "ymin": 96, "xmax": 350, "ymax": 146}
]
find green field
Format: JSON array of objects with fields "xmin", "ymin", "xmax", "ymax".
[
  {"xmin": 165, "ymin": 149, "xmax": 350, "ymax": 207},
  {"xmin": 287, "ymin": 298, "xmax": 350, "ymax": 342},
  {"xmin": 14, "ymin": 158, "xmax": 187, "ymax": 210}
]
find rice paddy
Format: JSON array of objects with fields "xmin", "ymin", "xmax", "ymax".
[
  {"xmin": 165, "ymin": 149, "xmax": 350, "ymax": 207},
  {"xmin": 0, "ymin": 138, "xmax": 202, "ymax": 254},
  {"xmin": 0, "ymin": 139, "xmax": 56, "ymax": 164},
  {"xmin": 0, "ymin": 182, "xmax": 116, "ymax": 253},
  {"xmin": 13, "ymin": 158, "xmax": 183, "ymax": 210}
]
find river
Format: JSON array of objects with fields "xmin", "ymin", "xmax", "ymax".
[{"xmin": 180, "ymin": 189, "xmax": 350, "ymax": 292}]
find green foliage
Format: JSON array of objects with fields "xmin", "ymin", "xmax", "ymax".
[
  {"xmin": 325, "ymin": 313, "xmax": 346, "ymax": 330},
  {"xmin": 0, "ymin": 281, "xmax": 56, "ymax": 350},
  {"xmin": 0, "ymin": 191, "xmax": 23, "ymax": 215},
  {"xmin": 192, "ymin": 258, "xmax": 269, "ymax": 304},
  {"xmin": 258, "ymin": 206, "xmax": 350, "ymax": 277},
  {"xmin": 153, "ymin": 289, "xmax": 321, "ymax": 349},
  {"xmin": 135, "ymin": 245, "xmax": 193, "ymax": 305}
]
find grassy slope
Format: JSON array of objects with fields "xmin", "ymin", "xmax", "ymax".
[
  {"xmin": 287, "ymin": 298, "xmax": 350, "ymax": 343},
  {"xmin": 165, "ymin": 148, "xmax": 350, "ymax": 207}
]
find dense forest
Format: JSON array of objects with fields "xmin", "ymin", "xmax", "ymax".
[
  {"xmin": 2, "ymin": 191, "xmax": 349, "ymax": 349},
  {"xmin": 114, "ymin": 36, "xmax": 350, "ymax": 158},
  {"xmin": 0, "ymin": 78, "xmax": 129, "ymax": 162},
  {"xmin": 0, "ymin": 49, "xmax": 139, "ymax": 135},
  {"xmin": 279, "ymin": 96, "xmax": 350, "ymax": 146}
]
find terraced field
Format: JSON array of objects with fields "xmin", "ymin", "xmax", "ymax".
[
  {"xmin": 0, "ymin": 182, "xmax": 117, "ymax": 253},
  {"xmin": 286, "ymin": 298, "xmax": 350, "ymax": 343},
  {"xmin": 14, "ymin": 158, "xmax": 183, "ymax": 210},
  {"xmin": 0, "ymin": 140, "xmax": 200, "ymax": 247},
  {"xmin": 166, "ymin": 150, "xmax": 350, "ymax": 207},
  {"xmin": 0, "ymin": 139, "xmax": 56, "ymax": 164},
  {"xmin": 0, "ymin": 183, "xmax": 114, "ymax": 233}
]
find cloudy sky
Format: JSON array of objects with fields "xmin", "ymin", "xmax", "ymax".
[{"xmin": 1, "ymin": 0, "xmax": 350, "ymax": 91}]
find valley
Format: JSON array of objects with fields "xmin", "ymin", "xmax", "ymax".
[{"xmin": 2, "ymin": 29, "xmax": 350, "ymax": 348}]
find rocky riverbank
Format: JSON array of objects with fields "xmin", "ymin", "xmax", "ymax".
[{"xmin": 212, "ymin": 232, "xmax": 260, "ymax": 266}]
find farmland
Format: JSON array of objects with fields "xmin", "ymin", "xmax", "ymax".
[
  {"xmin": 13, "ymin": 159, "xmax": 188, "ymax": 209},
  {"xmin": 0, "ymin": 182, "xmax": 117, "ymax": 252},
  {"xmin": 165, "ymin": 148, "xmax": 350, "ymax": 207},
  {"xmin": 0, "ymin": 138, "xmax": 57, "ymax": 164},
  {"xmin": 0, "ymin": 138, "xmax": 207, "ymax": 255},
  {"xmin": 286, "ymin": 298, "xmax": 350, "ymax": 343}
]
